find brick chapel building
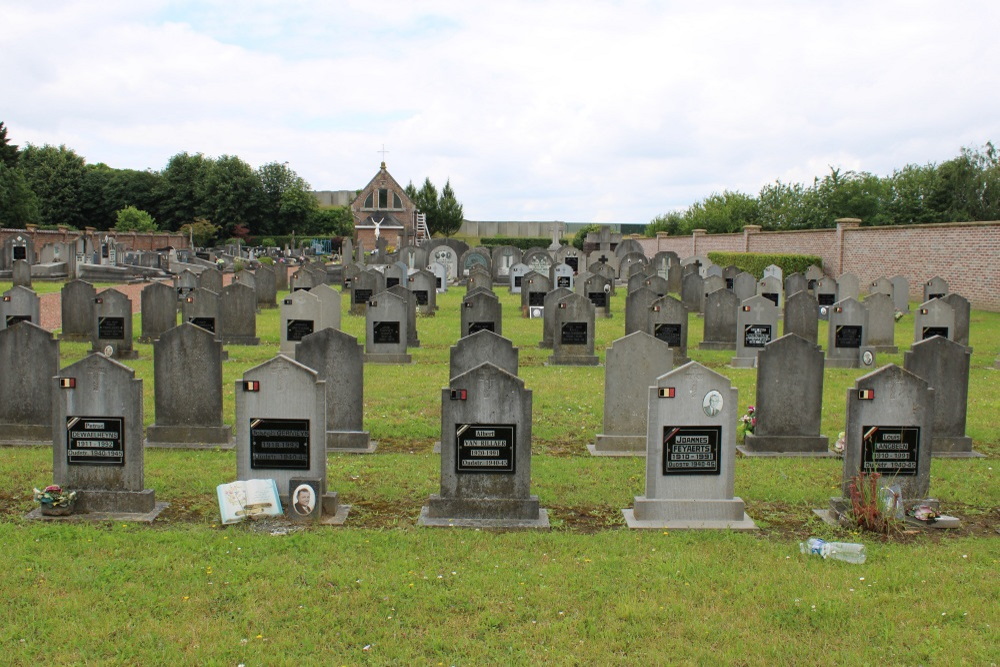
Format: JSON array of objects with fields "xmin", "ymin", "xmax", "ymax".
[{"xmin": 350, "ymin": 162, "xmax": 420, "ymax": 248}]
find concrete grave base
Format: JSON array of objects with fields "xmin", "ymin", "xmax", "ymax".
[
  {"xmin": 729, "ymin": 357, "xmax": 758, "ymax": 368},
  {"xmin": 824, "ymin": 358, "xmax": 859, "ymax": 369},
  {"xmin": 422, "ymin": 494, "xmax": 545, "ymax": 522},
  {"xmin": 59, "ymin": 333, "xmax": 92, "ymax": 342},
  {"xmin": 222, "ymin": 336, "xmax": 260, "ymax": 346},
  {"xmin": 363, "ymin": 353, "xmax": 412, "ymax": 364},
  {"xmin": 73, "ymin": 489, "xmax": 159, "ymax": 514},
  {"xmin": 931, "ymin": 436, "xmax": 984, "ymax": 458},
  {"xmin": 99, "ymin": 349, "xmax": 140, "ymax": 360},
  {"xmin": 738, "ymin": 446, "xmax": 837, "ymax": 458},
  {"xmin": 623, "ymin": 498, "xmax": 757, "ymax": 530},
  {"xmin": 538, "ymin": 341, "xmax": 553, "ymax": 349},
  {"xmin": 739, "ymin": 433, "xmax": 833, "ymax": 457},
  {"xmin": 418, "ymin": 505, "xmax": 550, "ymax": 530},
  {"xmin": 0, "ymin": 424, "xmax": 52, "ymax": 445},
  {"xmin": 698, "ymin": 341, "xmax": 736, "ymax": 351},
  {"xmin": 870, "ymin": 345, "xmax": 899, "ymax": 354},
  {"xmin": 145, "ymin": 425, "xmax": 233, "ymax": 449},
  {"xmin": 327, "ymin": 430, "xmax": 376, "ymax": 453},
  {"xmin": 320, "ymin": 493, "xmax": 351, "ymax": 525},
  {"xmin": 588, "ymin": 434, "xmax": 645, "ymax": 457},
  {"xmin": 546, "ymin": 355, "xmax": 600, "ymax": 366},
  {"xmin": 26, "ymin": 501, "xmax": 169, "ymax": 524},
  {"xmin": 813, "ymin": 507, "xmax": 960, "ymax": 530}
]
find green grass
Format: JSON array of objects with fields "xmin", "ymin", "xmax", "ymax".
[{"xmin": 1, "ymin": 281, "xmax": 998, "ymax": 664}]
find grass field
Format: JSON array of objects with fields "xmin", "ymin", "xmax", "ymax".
[{"xmin": 1, "ymin": 279, "xmax": 997, "ymax": 665}]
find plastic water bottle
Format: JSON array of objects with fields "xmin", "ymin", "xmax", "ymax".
[{"xmin": 799, "ymin": 538, "xmax": 866, "ymax": 564}]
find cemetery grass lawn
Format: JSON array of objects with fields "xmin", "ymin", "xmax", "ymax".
[{"xmin": 0, "ymin": 285, "xmax": 998, "ymax": 664}]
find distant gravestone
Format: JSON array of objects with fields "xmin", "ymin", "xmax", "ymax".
[
  {"xmin": 722, "ymin": 265, "xmax": 739, "ymax": 290},
  {"xmin": 550, "ymin": 263, "xmax": 574, "ymax": 290},
  {"xmin": 762, "ymin": 264, "xmax": 783, "ymax": 283},
  {"xmin": 923, "ymin": 276, "xmax": 948, "ymax": 302},
  {"xmin": 429, "ymin": 244, "xmax": 460, "ymax": 282},
  {"xmin": 59, "ymin": 280, "xmax": 97, "ymax": 341},
  {"xmin": 783, "ymin": 290, "xmax": 819, "ymax": 345},
  {"xmin": 138, "ymin": 281, "xmax": 177, "ymax": 343},
  {"xmin": 146, "ymin": 323, "xmax": 231, "ymax": 448},
  {"xmin": 522, "ymin": 248, "xmax": 553, "ymax": 277},
  {"xmin": 274, "ymin": 262, "xmax": 289, "ymax": 291},
  {"xmin": 461, "ymin": 289, "xmax": 502, "ymax": 338},
  {"xmin": 467, "ymin": 264, "xmax": 493, "ymax": 292},
  {"xmin": 12, "ymin": 259, "xmax": 31, "ymax": 287},
  {"xmin": 548, "ymin": 292, "xmax": 598, "ymax": 366},
  {"xmin": 407, "ymin": 269, "xmax": 438, "ymax": 315},
  {"xmin": 836, "ymin": 272, "xmax": 859, "ymax": 302},
  {"xmin": 305, "ymin": 262, "xmax": 328, "ymax": 286},
  {"xmin": 784, "ymin": 272, "xmax": 808, "ymax": 298},
  {"xmin": 623, "ymin": 362, "xmax": 755, "ymax": 530},
  {"xmin": 233, "ymin": 269, "xmax": 256, "ymax": 290},
  {"xmin": 429, "ymin": 262, "xmax": 448, "ymax": 293},
  {"xmin": 491, "ymin": 246, "xmax": 522, "ymax": 280},
  {"xmin": 365, "ymin": 290, "xmax": 411, "ymax": 363},
  {"xmin": 756, "ymin": 275, "xmax": 783, "ymax": 310},
  {"xmin": 280, "ymin": 289, "xmax": 322, "ymax": 356},
  {"xmin": 508, "ymin": 262, "xmax": 529, "ymax": 294},
  {"xmin": 50, "ymin": 354, "xmax": 165, "ymax": 518},
  {"xmin": 0, "ymin": 322, "xmax": 58, "ymax": 444},
  {"xmin": 703, "ymin": 275, "xmax": 726, "ymax": 299},
  {"xmin": 1, "ymin": 285, "xmax": 40, "ymax": 331},
  {"xmin": 868, "ymin": 276, "xmax": 893, "ymax": 299},
  {"xmin": 940, "ymin": 293, "xmax": 971, "ymax": 348},
  {"xmin": 418, "ymin": 362, "xmax": 548, "ymax": 528},
  {"xmin": 648, "ymin": 295, "xmax": 689, "ymax": 364},
  {"xmin": 740, "ymin": 334, "xmax": 830, "ymax": 456},
  {"xmin": 651, "ymin": 251, "xmax": 678, "ymax": 281},
  {"xmin": 625, "ymin": 287, "xmax": 658, "ymax": 336},
  {"xmin": 618, "ymin": 252, "xmax": 647, "ymax": 280},
  {"xmin": 890, "ymin": 275, "xmax": 910, "ymax": 314},
  {"xmin": 181, "ymin": 288, "xmax": 223, "ymax": 344},
  {"xmin": 826, "ymin": 297, "xmax": 875, "ymax": 369},
  {"xmin": 236, "ymin": 355, "xmax": 348, "ymax": 523},
  {"xmin": 521, "ymin": 271, "xmax": 551, "ymax": 317},
  {"xmin": 388, "ymin": 284, "xmax": 420, "ymax": 348},
  {"xmin": 582, "ymin": 272, "xmax": 613, "ymax": 319},
  {"xmin": 904, "ymin": 336, "xmax": 979, "ymax": 457},
  {"xmin": 175, "ymin": 269, "xmax": 198, "ymax": 299},
  {"xmin": 553, "ymin": 245, "xmax": 581, "ymax": 275},
  {"xmin": 296, "ymin": 328, "xmax": 373, "ymax": 453},
  {"xmin": 450, "ymin": 329, "xmax": 518, "ymax": 380},
  {"xmin": 384, "ymin": 262, "xmax": 407, "ymax": 289},
  {"xmin": 341, "ymin": 262, "xmax": 361, "ymax": 290},
  {"xmin": 92, "ymin": 289, "xmax": 138, "ymax": 359},
  {"xmin": 731, "ymin": 295, "xmax": 779, "ymax": 368},
  {"xmin": 198, "ymin": 266, "xmax": 223, "ymax": 293},
  {"xmin": 220, "ymin": 282, "xmax": 260, "ymax": 345},
  {"xmin": 309, "ymin": 283, "xmax": 342, "ymax": 333},
  {"xmin": 805, "ymin": 265, "xmax": 825, "ymax": 290},
  {"xmin": 590, "ymin": 331, "xmax": 674, "ymax": 456},
  {"xmin": 681, "ymin": 272, "xmax": 705, "ymax": 313},
  {"xmin": 914, "ymin": 298, "xmax": 955, "ymax": 344},
  {"xmin": 815, "ymin": 276, "xmax": 839, "ymax": 320},
  {"xmin": 731, "ymin": 272, "xmax": 756, "ymax": 303},
  {"xmin": 539, "ymin": 287, "xmax": 573, "ymax": 349},
  {"xmin": 291, "ymin": 266, "xmax": 318, "ymax": 292},
  {"xmin": 254, "ymin": 264, "xmax": 278, "ymax": 309},
  {"xmin": 699, "ymin": 289, "xmax": 739, "ymax": 350},
  {"xmin": 864, "ymin": 292, "xmax": 898, "ymax": 353},
  {"xmin": 460, "ymin": 248, "xmax": 492, "ymax": 278},
  {"xmin": 349, "ymin": 270, "xmax": 380, "ymax": 316}
]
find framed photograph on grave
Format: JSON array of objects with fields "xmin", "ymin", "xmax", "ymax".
[{"xmin": 288, "ymin": 479, "xmax": 321, "ymax": 520}]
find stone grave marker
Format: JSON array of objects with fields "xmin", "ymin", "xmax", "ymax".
[
  {"xmin": 305, "ymin": 262, "xmax": 328, "ymax": 285},
  {"xmin": 274, "ymin": 261, "xmax": 289, "ymax": 291},
  {"xmin": 815, "ymin": 276, "xmax": 838, "ymax": 320},
  {"xmin": 666, "ymin": 262, "xmax": 683, "ymax": 294},
  {"xmin": 365, "ymin": 290, "xmax": 411, "ymax": 363},
  {"xmin": 904, "ymin": 336, "xmax": 980, "ymax": 457},
  {"xmin": 784, "ymin": 272, "xmax": 808, "ymax": 298},
  {"xmin": 756, "ymin": 275, "xmax": 783, "ymax": 310},
  {"xmin": 181, "ymin": 287, "xmax": 224, "ymax": 345},
  {"xmin": 731, "ymin": 295, "xmax": 779, "ymax": 368},
  {"xmin": 625, "ymin": 286, "xmax": 658, "ymax": 336},
  {"xmin": 236, "ymin": 355, "xmax": 348, "ymax": 524},
  {"xmin": 1, "ymin": 285, "xmax": 40, "ymax": 331},
  {"xmin": 626, "ymin": 271, "xmax": 648, "ymax": 295},
  {"xmin": 146, "ymin": 323, "xmax": 231, "ymax": 448},
  {"xmin": 91, "ymin": 289, "xmax": 138, "ymax": 359},
  {"xmin": 508, "ymin": 262, "xmax": 529, "ymax": 294},
  {"xmin": 388, "ymin": 284, "xmax": 420, "ymax": 348},
  {"xmin": 548, "ymin": 292, "xmax": 599, "ymax": 366},
  {"xmin": 699, "ymin": 288, "xmax": 739, "ymax": 350},
  {"xmin": 175, "ymin": 269, "xmax": 198, "ymax": 299},
  {"xmin": 233, "ymin": 269, "xmax": 256, "ymax": 290},
  {"xmin": 704, "ymin": 264, "xmax": 723, "ymax": 279},
  {"xmin": 491, "ymin": 245, "xmax": 522, "ymax": 280},
  {"xmin": 703, "ymin": 275, "xmax": 726, "ymax": 299},
  {"xmin": 923, "ymin": 276, "xmax": 948, "ymax": 302},
  {"xmin": 291, "ymin": 266, "xmax": 318, "ymax": 292},
  {"xmin": 649, "ymin": 295, "xmax": 689, "ymax": 364},
  {"xmin": 461, "ymin": 248, "xmax": 492, "ymax": 278},
  {"xmin": 732, "ymin": 271, "xmax": 756, "ymax": 303},
  {"xmin": 349, "ymin": 269, "xmax": 381, "ymax": 316},
  {"xmin": 383, "ymin": 261, "xmax": 407, "ymax": 289},
  {"xmin": 430, "ymin": 244, "xmax": 460, "ymax": 282},
  {"xmin": 407, "ymin": 268, "xmax": 438, "ymax": 315},
  {"xmin": 615, "ymin": 238, "xmax": 644, "ymax": 258},
  {"xmin": 521, "ymin": 271, "xmax": 551, "ymax": 317},
  {"xmin": 588, "ymin": 261, "xmax": 617, "ymax": 289},
  {"xmin": 429, "ymin": 262, "xmax": 448, "ymax": 293},
  {"xmin": 342, "ymin": 262, "xmax": 362, "ymax": 290},
  {"xmin": 138, "ymin": 281, "xmax": 177, "ymax": 343},
  {"xmin": 280, "ymin": 289, "xmax": 322, "ymax": 356},
  {"xmin": 868, "ymin": 276, "xmax": 892, "ymax": 299},
  {"xmin": 651, "ymin": 251, "xmax": 678, "ymax": 281},
  {"xmin": 254, "ymin": 264, "xmax": 278, "ymax": 309},
  {"xmin": 539, "ymin": 287, "xmax": 573, "ymax": 349},
  {"xmin": 418, "ymin": 362, "xmax": 548, "ymax": 529},
  {"xmin": 60, "ymin": 280, "xmax": 97, "ymax": 342},
  {"xmin": 722, "ymin": 265, "xmax": 739, "ymax": 290},
  {"xmin": 836, "ymin": 272, "xmax": 859, "ymax": 302},
  {"xmin": 582, "ymin": 272, "xmax": 613, "ymax": 318},
  {"xmin": 399, "ymin": 245, "xmax": 428, "ymax": 273},
  {"xmin": 550, "ymin": 263, "xmax": 574, "ymax": 290},
  {"xmin": 309, "ymin": 283, "xmax": 342, "ymax": 333},
  {"xmin": 220, "ymin": 282, "xmax": 260, "ymax": 345},
  {"xmin": 681, "ymin": 271, "xmax": 705, "ymax": 313},
  {"xmin": 825, "ymin": 297, "xmax": 876, "ymax": 369},
  {"xmin": 623, "ymin": 361, "xmax": 756, "ymax": 530},
  {"xmin": 782, "ymin": 290, "xmax": 819, "ymax": 345},
  {"xmin": 522, "ymin": 248, "xmax": 554, "ymax": 277},
  {"xmin": 890, "ymin": 275, "xmax": 910, "ymax": 314},
  {"xmin": 740, "ymin": 334, "xmax": 830, "ymax": 457},
  {"xmin": 642, "ymin": 274, "xmax": 669, "ymax": 297},
  {"xmin": 467, "ymin": 264, "xmax": 493, "ymax": 292},
  {"xmin": 461, "ymin": 289, "xmax": 502, "ymax": 338},
  {"xmin": 0, "ymin": 322, "xmax": 59, "ymax": 444},
  {"xmin": 805, "ymin": 265, "xmax": 825, "ymax": 290},
  {"xmin": 199, "ymin": 266, "xmax": 223, "ymax": 293},
  {"xmin": 450, "ymin": 329, "xmax": 519, "ymax": 379},
  {"xmin": 48, "ymin": 353, "xmax": 166, "ymax": 519},
  {"xmin": 913, "ymin": 298, "xmax": 955, "ymax": 344},
  {"xmin": 12, "ymin": 258, "xmax": 31, "ymax": 287},
  {"xmin": 940, "ymin": 293, "xmax": 970, "ymax": 348},
  {"xmin": 618, "ymin": 252, "xmax": 647, "ymax": 280},
  {"xmin": 296, "ymin": 328, "xmax": 373, "ymax": 453},
  {"xmin": 864, "ymin": 292, "xmax": 898, "ymax": 353},
  {"xmin": 763, "ymin": 264, "xmax": 783, "ymax": 283},
  {"xmin": 590, "ymin": 331, "xmax": 674, "ymax": 456}
]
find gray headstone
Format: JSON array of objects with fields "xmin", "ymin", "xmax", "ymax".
[
  {"xmin": 548, "ymin": 292, "xmax": 598, "ymax": 366},
  {"xmin": 550, "ymin": 263, "xmax": 574, "ymax": 291},
  {"xmin": 783, "ymin": 290, "xmax": 819, "ymax": 345},
  {"xmin": 274, "ymin": 262, "xmax": 289, "ymax": 291},
  {"xmin": 291, "ymin": 266, "xmax": 318, "ymax": 292},
  {"xmin": 1, "ymin": 285, "xmax": 41, "ymax": 331},
  {"xmin": 0, "ymin": 322, "xmax": 58, "ymax": 443},
  {"xmin": 181, "ymin": 288, "xmax": 223, "ymax": 344},
  {"xmin": 648, "ymin": 295, "xmax": 689, "ymax": 364},
  {"xmin": 836, "ymin": 273, "xmax": 859, "ymax": 302},
  {"xmin": 825, "ymin": 297, "xmax": 874, "ymax": 369},
  {"xmin": 582, "ymin": 272, "xmax": 613, "ymax": 319},
  {"xmin": 642, "ymin": 275, "xmax": 669, "ymax": 297},
  {"xmin": 625, "ymin": 287, "xmax": 658, "ymax": 336},
  {"xmin": 53, "ymin": 354, "xmax": 162, "ymax": 516},
  {"xmin": 591, "ymin": 331, "xmax": 674, "ymax": 455},
  {"xmin": 429, "ymin": 262, "xmax": 448, "ymax": 293},
  {"xmin": 296, "ymin": 328, "xmax": 372, "ymax": 453},
  {"xmin": 864, "ymin": 292, "xmax": 898, "ymax": 353},
  {"xmin": 699, "ymin": 289, "xmax": 739, "ymax": 350},
  {"xmin": 623, "ymin": 361, "xmax": 755, "ymax": 530},
  {"xmin": 383, "ymin": 261, "xmax": 407, "ymax": 289},
  {"xmin": 731, "ymin": 295, "xmax": 779, "ymax": 368},
  {"xmin": 254, "ymin": 264, "xmax": 278, "ymax": 309},
  {"xmin": 199, "ymin": 266, "xmax": 223, "ymax": 293},
  {"xmin": 741, "ymin": 334, "xmax": 829, "ymax": 456},
  {"xmin": 681, "ymin": 272, "xmax": 705, "ymax": 313},
  {"xmin": 615, "ymin": 238, "xmax": 644, "ymax": 258},
  {"xmin": 784, "ymin": 272, "xmax": 808, "ymax": 298},
  {"xmin": 462, "ymin": 289, "xmax": 502, "ymax": 338},
  {"xmin": 923, "ymin": 276, "xmax": 949, "ymax": 302},
  {"xmin": 904, "ymin": 336, "xmax": 978, "ymax": 456},
  {"xmin": 940, "ymin": 293, "xmax": 970, "ymax": 348},
  {"xmin": 868, "ymin": 276, "xmax": 892, "ymax": 299},
  {"xmin": 146, "ymin": 323, "xmax": 230, "ymax": 448},
  {"xmin": 461, "ymin": 248, "xmax": 492, "ymax": 277},
  {"xmin": 59, "ymin": 280, "xmax": 97, "ymax": 341},
  {"xmin": 388, "ymin": 284, "xmax": 420, "ymax": 348},
  {"xmin": 539, "ymin": 287, "xmax": 573, "ymax": 349},
  {"xmin": 732, "ymin": 270, "xmax": 761, "ymax": 303},
  {"xmin": 365, "ymin": 290, "xmax": 411, "ymax": 363},
  {"xmin": 12, "ymin": 259, "xmax": 31, "ymax": 287},
  {"xmin": 407, "ymin": 269, "xmax": 438, "ymax": 315},
  {"xmin": 520, "ymin": 271, "xmax": 551, "ymax": 317},
  {"xmin": 450, "ymin": 329, "xmax": 518, "ymax": 380},
  {"xmin": 233, "ymin": 269, "xmax": 256, "ymax": 290},
  {"xmin": 756, "ymin": 275, "xmax": 783, "ymax": 310},
  {"xmin": 467, "ymin": 264, "xmax": 494, "ymax": 292},
  {"xmin": 349, "ymin": 270, "xmax": 381, "ymax": 316},
  {"xmin": 618, "ymin": 252, "xmax": 647, "ymax": 280},
  {"xmin": 553, "ymin": 246, "xmax": 581, "ymax": 275},
  {"xmin": 522, "ymin": 248, "xmax": 553, "ymax": 276},
  {"xmin": 651, "ymin": 251, "xmax": 678, "ymax": 281},
  {"xmin": 429, "ymin": 245, "xmax": 459, "ymax": 282},
  {"xmin": 219, "ymin": 282, "xmax": 260, "ymax": 345},
  {"xmin": 309, "ymin": 283, "xmax": 342, "ymax": 333},
  {"xmin": 804, "ymin": 265, "xmax": 825, "ymax": 289},
  {"xmin": 280, "ymin": 290, "xmax": 321, "ymax": 356},
  {"xmin": 138, "ymin": 281, "xmax": 177, "ymax": 343},
  {"xmin": 508, "ymin": 263, "xmax": 529, "ymax": 294},
  {"xmin": 175, "ymin": 269, "xmax": 199, "ymax": 299},
  {"xmin": 419, "ymin": 362, "xmax": 548, "ymax": 528},
  {"xmin": 236, "ymin": 355, "xmax": 345, "ymax": 520},
  {"xmin": 92, "ymin": 289, "xmax": 137, "ymax": 359},
  {"xmin": 816, "ymin": 276, "xmax": 839, "ymax": 320},
  {"xmin": 914, "ymin": 298, "xmax": 955, "ymax": 344},
  {"xmin": 491, "ymin": 246, "xmax": 522, "ymax": 280},
  {"xmin": 890, "ymin": 275, "xmax": 910, "ymax": 314},
  {"xmin": 762, "ymin": 264, "xmax": 783, "ymax": 283}
]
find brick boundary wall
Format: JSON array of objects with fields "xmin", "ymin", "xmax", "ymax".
[
  {"xmin": 638, "ymin": 220, "xmax": 1000, "ymax": 311},
  {"xmin": 1, "ymin": 227, "xmax": 190, "ymax": 254}
]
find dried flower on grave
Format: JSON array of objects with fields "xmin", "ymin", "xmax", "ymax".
[
  {"xmin": 32, "ymin": 484, "xmax": 77, "ymax": 507},
  {"xmin": 736, "ymin": 406, "xmax": 757, "ymax": 442},
  {"xmin": 833, "ymin": 432, "xmax": 846, "ymax": 455},
  {"xmin": 846, "ymin": 472, "xmax": 901, "ymax": 535},
  {"xmin": 909, "ymin": 505, "xmax": 940, "ymax": 523}
]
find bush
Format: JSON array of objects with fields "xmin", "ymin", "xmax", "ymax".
[
  {"xmin": 479, "ymin": 236, "xmax": 551, "ymax": 250},
  {"xmin": 706, "ymin": 251, "xmax": 822, "ymax": 279},
  {"xmin": 572, "ymin": 224, "xmax": 600, "ymax": 250},
  {"xmin": 114, "ymin": 205, "xmax": 157, "ymax": 233}
]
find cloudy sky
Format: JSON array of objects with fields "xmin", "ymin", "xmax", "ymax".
[{"xmin": 5, "ymin": 1, "xmax": 999, "ymax": 223}]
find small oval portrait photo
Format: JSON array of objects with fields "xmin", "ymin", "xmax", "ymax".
[
  {"xmin": 703, "ymin": 390, "xmax": 724, "ymax": 417},
  {"xmin": 292, "ymin": 484, "xmax": 315, "ymax": 515}
]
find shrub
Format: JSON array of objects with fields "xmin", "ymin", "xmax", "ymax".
[
  {"xmin": 479, "ymin": 236, "xmax": 552, "ymax": 250},
  {"xmin": 706, "ymin": 251, "xmax": 822, "ymax": 279}
]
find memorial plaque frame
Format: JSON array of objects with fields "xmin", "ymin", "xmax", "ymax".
[
  {"xmin": 456, "ymin": 424, "xmax": 516, "ymax": 474},
  {"xmin": 66, "ymin": 416, "xmax": 125, "ymax": 466},
  {"xmin": 249, "ymin": 418, "xmax": 311, "ymax": 471},
  {"xmin": 662, "ymin": 426, "xmax": 721, "ymax": 475}
]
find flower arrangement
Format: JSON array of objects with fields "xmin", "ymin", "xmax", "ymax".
[
  {"xmin": 908, "ymin": 504, "xmax": 940, "ymax": 523},
  {"xmin": 833, "ymin": 431, "xmax": 846, "ymax": 455},
  {"xmin": 894, "ymin": 310, "xmax": 904, "ymax": 322},
  {"xmin": 33, "ymin": 484, "xmax": 77, "ymax": 515},
  {"xmin": 737, "ymin": 406, "xmax": 756, "ymax": 442},
  {"xmin": 846, "ymin": 472, "xmax": 900, "ymax": 534}
]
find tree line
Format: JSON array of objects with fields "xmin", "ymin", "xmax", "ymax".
[{"xmin": 647, "ymin": 142, "xmax": 1000, "ymax": 236}]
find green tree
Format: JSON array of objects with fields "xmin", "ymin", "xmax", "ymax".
[
  {"xmin": 114, "ymin": 205, "xmax": 158, "ymax": 232},
  {"xmin": 199, "ymin": 155, "xmax": 265, "ymax": 237},
  {"xmin": 412, "ymin": 177, "xmax": 438, "ymax": 229},
  {"xmin": 572, "ymin": 223, "xmax": 600, "ymax": 250},
  {"xmin": 434, "ymin": 179, "xmax": 464, "ymax": 237},
  {"xmin": 0, "ymin": 162, "xmax": 40, "ymax": 226},
  {"xmin": 684, "ymin": 190, "xmax": 760, "ymax": 233},
  {"xmin": 155, "ymin": 152, "xmax": 212, "ymax": 231},
  {"xmin": 18, "ymin": 143, "xmax": 87, "ymax": 228},
  {"xmin": 179, "ymin": 218, "xmax": 220, "ymax": 247},
  {"xmin": 258, "ymin": 161, "xmax": 318, "ymax": 235},
  {"xmin": 645, "ymin": 211, "xmax": 684, "ymax": 236},
  {"xmin": 308, "ymin": 206, "xmax": 355, "ymax": 237},
  {"xmin": 0, "ymin": 122, "xmax": 19, "ymax": 168}
]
